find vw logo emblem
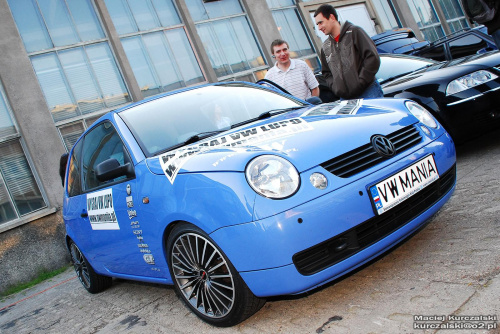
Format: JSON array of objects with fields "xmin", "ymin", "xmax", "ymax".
[{"xmin": 371, "ymin": 135, "xmax": 395, "ymax": 157}]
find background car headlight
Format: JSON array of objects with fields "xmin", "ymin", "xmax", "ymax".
[
  {"xmin": 405, "ymin": 101, "xmax": 437, "ymax": 129},
  {"xmin": 245, "ymin": 155, "xmax": 300, "ymax": 199},
  {"xmin": 446, "ymin": 70, "xmax": 498, "ymax": 96}
]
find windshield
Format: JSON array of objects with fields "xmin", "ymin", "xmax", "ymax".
[
  {"xmin": 119, "ymin": 83, "xmax": 306, "ymax": 156},
  {"xmin": 377, "ymin": 55, "xmax": 437, "ymax": 82}
]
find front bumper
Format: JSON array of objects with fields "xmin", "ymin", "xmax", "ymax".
[
  {"xmin": 437, "ymin": 80, "xmax": 500, "ymax": 139},
  {"xmin": 210, "ymin": 133, "xmax": 456, "ymax": 297}
]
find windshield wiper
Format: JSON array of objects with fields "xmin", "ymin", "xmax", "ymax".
[
  {"xmin": 183, "ymin": 130, "xmax": 226, "ymax": 145},
  {"xmin": 158, "ymin": 130, "xmax": 226, "ymax": 154},
  {"xmin": 379, "ymin": 64, "xmax": 434, "ymax": 85},
  {"xmin": 231, "ymin": 106, "xmax": 304, "ymax": 129}
]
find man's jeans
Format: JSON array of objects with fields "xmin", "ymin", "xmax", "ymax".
[
  {"xmin": 338, "ymin": 80, "xmax": 384, "ymax": 100},
  {"xmin": 359, "ymin": 80, "xmax": 384, "ymax": 99}
]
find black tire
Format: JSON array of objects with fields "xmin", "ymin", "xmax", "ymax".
[
  {"xmin": 69, "ymin": 241, "xmax": 112, "ymax": 294},
  {"xmin": 167, "ymin": 223, "xmax": 265, "ymax": 327}
]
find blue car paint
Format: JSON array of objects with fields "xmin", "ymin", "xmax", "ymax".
[
  {"xmin": 210, "ymin": 132, "xmax": 455, "ymax": 296},
  {"xmin": 63, "ymin": 82, "xmax": 456, "ymax": 298},
  {"xmin": 238, "ymin": 178, "xmax": 454, "ymax": 297}
]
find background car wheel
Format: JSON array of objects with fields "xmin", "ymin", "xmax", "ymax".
[
  {"xmin": 167, "ymin": 223, "xmax": 265, "ymax": 327},
  {"xmin": 69, "ymin": 241, "xmax": 112, "ymax": 294}
]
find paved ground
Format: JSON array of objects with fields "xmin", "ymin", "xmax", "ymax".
[{"xmin": 1, "ymin": 131, "xmax": 500, "ymax": 334}]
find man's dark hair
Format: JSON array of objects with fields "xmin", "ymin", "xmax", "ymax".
[
  {"xmin": 314, "ymin": 4, "xmax": 338, "ymax": 21},
  {"xmin": 270, "ymin": 39, "xmax": 289, "ymax": 54}
]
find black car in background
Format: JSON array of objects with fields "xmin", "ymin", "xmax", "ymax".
[
  {"xmin": 379, "ymin": 52, "xmax": 500, "ymax": 142},
  {"xmin": 412, "ymin": 26, "xmax": 497, "ymax": 61},
  {"xmin": 316, "ymin": 52, "xmax": 500, "ymax": 142},
  {"xmin": 372, "ymin": 26, "xmax": 497, "ymax": 62},
  {"xmin": 372, "ymin": 28, "xmax": 430, "ymax": 54}
]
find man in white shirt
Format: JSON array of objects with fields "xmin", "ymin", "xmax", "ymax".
[{"xmin": 264, "ymin": 39, "xmax": 319, "ymax": 100}]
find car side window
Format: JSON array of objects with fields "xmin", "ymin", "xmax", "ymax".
[
  {"xmin": 67, "ymin": 139, "xmax": 83, "ymax": 197},
  {"xmin": 449, "ymin": 35, "xmax": 487, "ymax": 59},
  {"xmin": 418, "ymin": 45, "xmax": 447, "ymax": 61},
  {"xmin": 81, "ymin": 121, "xmax": 132, "ymax": 191}
]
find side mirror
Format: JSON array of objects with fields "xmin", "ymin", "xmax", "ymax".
[
  {"xmin": 306, "ymin": 96, "xmax": 323, "ymax": 105},
  {"xmin": 95, "ymin": 158, "xmax": 134, "ymax": 182}
]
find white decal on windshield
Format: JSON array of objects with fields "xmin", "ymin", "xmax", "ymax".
[
  {"xmin": 159, "ymin": 117, "xmax": 312, "ymax": 184},
  {"xmin": 86, "ymin": 188, "xmax": 119, "ymax": 230}
]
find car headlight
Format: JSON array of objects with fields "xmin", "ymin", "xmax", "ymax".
[
  {"xmin": 446, "ymin": 70, "xmax": 498, "ymax": 96},
  {"xmin": 405, "ymin": 101, "xmax": 437, "ymax": 129},
  {"xmin": 245, "ymin": 155, "xmax": 300, "ymax": 199}
]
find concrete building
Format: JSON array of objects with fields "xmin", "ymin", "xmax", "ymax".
[{"xmin": 0, "ymin": 0, "xmax": 470, "ymax": 293}]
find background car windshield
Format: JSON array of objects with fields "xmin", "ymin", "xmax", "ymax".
[
  {"xmin": 377, "ymin": 56, "xmax": 437, "ymax": 82},
  {"xmin": 119, "ymin": 83, "xmax": 304, "ymax": 156}
]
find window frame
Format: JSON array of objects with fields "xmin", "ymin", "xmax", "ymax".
[
  {"xmin": 188, "ymin": 0, "xmax": 267, "ymax": 79},
  {"xmin": 447, "ymin": 33, "xmax": 488, "ymax": 59},
  {"xmin": 30, "ymin": 41, "xmax": 132, "ymax": 124},
  {"xmin": 58, "ymin": 113, "xmax": 106, "ymax": 152},
  {"xmin": 66, "ymin": 136, "xmax": 83, "ymax": 197},
  {"xmin": 8, "ymin": 0, "xmax": 133, "ymax": 135},
  {"xmin": 0, "ymin": 85, "xmax": 49, "ymax": 228},
  {"xmin": 407, "ymin": 0, "xmax": 445, "ymax": 42},
  {"xmin": 0, "ymin": 75, "xmax": 51, "ymax": 233},
  {"xmin": 120, "ymin": 26, "xmax": 206, "ymax": 97},
  {"xmin": 72, "ymin": 120, "xmax": 135, "ymax": 195},
  {"xmin": 106, "ymin": 0, "xmax": 207, "ymax": 97},
  {"xmin": 266, "ymin": 1, "xmax": 317, "ymax": 57}
]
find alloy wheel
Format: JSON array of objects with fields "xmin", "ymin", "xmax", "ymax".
[
  {"xmin": 70, "ymin": 243, "xmax": 91, "ymax": 289},
  {"xmin": 171, "ymin": 232, "xmax": 235, "ymax": 318}
]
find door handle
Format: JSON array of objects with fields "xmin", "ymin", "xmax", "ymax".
[{"xmin": 81, "ymin": 212, "xmax": 88, "ymax": 218}]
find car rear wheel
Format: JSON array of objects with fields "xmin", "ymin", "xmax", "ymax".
[
  {"xmin": 69, "ymin": 241, "xmax": 112, "ymax": 293},
  {"xmin": 167, "ymin": 223, "xmax": 265, "ymax": 327}
]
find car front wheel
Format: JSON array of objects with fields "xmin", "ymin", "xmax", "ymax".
[
  {"xmin": 167, "ymin": 223, "xmax": 265, "ymax": 327},
  {"xmin": 69, "ymin": 241, "xmax": 112, "ymax": 293}
]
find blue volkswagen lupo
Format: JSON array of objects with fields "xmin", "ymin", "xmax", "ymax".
[{"xmin": 62, "ymin": 81, "xmax": 456, "ymax": 326}]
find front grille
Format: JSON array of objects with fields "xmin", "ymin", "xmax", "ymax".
[
  {"xmin": 321, "ymin": 125, "xmax": 422, "ymax": 178},
  {"xmin": 293, "ymin": 164, "xmax": 456, "ymax": 276}
]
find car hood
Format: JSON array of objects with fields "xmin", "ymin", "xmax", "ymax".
[
  {"xmin": 146, "ymin": 99, "xmax": 418, "ymax": 182},
  {"xmin": 383, "ymin": 51, "xmax": 500, "ymax": 92}
]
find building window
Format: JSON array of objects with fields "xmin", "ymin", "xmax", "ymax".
[
  {"xmin": 105, "ymin": 0, "xmax": 182, "ymax": 34},
  {"xmin": 7, "ymin": 0, "xmax": 132, "ymax": 150},
  {"xmin": 371, "ymin": 0, "xmax": 401, "ymax": 31},
  {"xmin": 0, "ymin": 83, "xmax": 47, "ymax": 225},
  {"xmin": 106, "ymin": 0, "xmax": 205, "ymax": 97},
  {"xmin": 266, "ymin": 0, "xmax": 320, "ymax": 72},
  {"xmin": 407, "ymin": 0, "xmax": 445, "ymax": 41},
  {"xmin": 437, "ymin": 0, "xmax": 469, "ymax": 32},
  {"xmin": 186, "ymin": 0, "xmax": 266, "ymax": 78},
  {"xmin": 58, "ymin": 114, "xmax": 102, "ymax": 151},
  {"xmin": 8, "ymin": 0, "xmax": 105, "ymax": 53},
  {"xmin": 30, "ymin": 43, "xmax": 130, "ymax": 123}
]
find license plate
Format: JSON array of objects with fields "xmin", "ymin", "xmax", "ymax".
[{"xmin": 369, "ymin": 155, "xmax": 439, "ymax": 215}]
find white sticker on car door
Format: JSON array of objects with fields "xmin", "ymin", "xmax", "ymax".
[{"xmin": 86, "ymin": 188, "xmax": 119, "ymax": 230}]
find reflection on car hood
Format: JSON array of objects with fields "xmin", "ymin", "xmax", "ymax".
[
  {"xmin": 146, "ymin": 99, "xmax": 417, "ymax": 182},
  {"xmin": 383, "ymin": 51, "xmax": 500, "ymax": 89}
]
